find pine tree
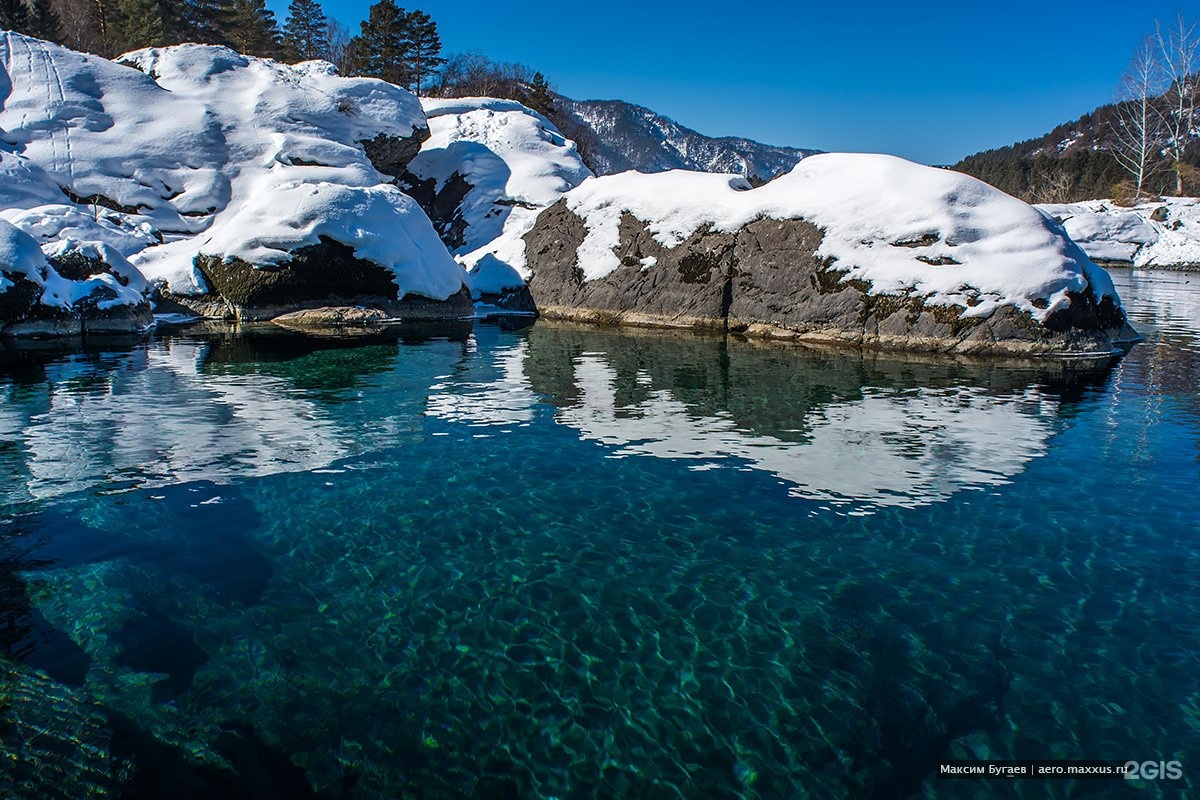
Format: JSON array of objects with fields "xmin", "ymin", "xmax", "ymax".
[
  {"xmin": 25, "ymin": 0, "xmax": 61, "ymax": 40},
  {"xmin": 0, "ymin": 0, "xmax": 30, "ymax": 32},
  {"xmin": 117, "ymin": 0, "xmax": 166, "ymax": 49},
  {"xmin": 224, "ymin": 0, "xmax": 280, "ymax": 57},
  {"xmin": 401, "ymin": 9, "xmax": 443, "ymax": 95},
  {"xmin": 281, "ymin": 0, "xmax": 327, "ymax": 61},
  {"xmin": 172, "ymin": 0, "xmax": 230, "ymax": 45},
  {"xmin": 525, "ymin": 71, "xmax": 552, "ymax": 115},
  {"xmin": 352, "ymin": 0, "xmax": 409, "ymax": 85}
]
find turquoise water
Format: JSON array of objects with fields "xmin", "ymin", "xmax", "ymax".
[{"xmin": 1, "ymin": 270, "xmax": 1198, "ymax": 798}]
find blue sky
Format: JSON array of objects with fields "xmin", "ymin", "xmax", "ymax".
[{"xmin": 270, "ymin": 0, "xmax": 1190, "ymax": 164}]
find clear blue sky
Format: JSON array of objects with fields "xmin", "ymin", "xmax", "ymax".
[{"xmin": 269, "ymin": 0, "xmax": 1191, "ymax": 165}]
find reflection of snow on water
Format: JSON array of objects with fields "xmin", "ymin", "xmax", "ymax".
[
  {"xmin": 1111, "ymin": 269, "xmax": 1200, "ymax": 347},
  {"xmin": 10, "ymin": 339, "xmax": 348, "ymax": 501},
  {"xmin": 425, "ymin": 340, "xmax": 537, "ymax": 428},
  {"xmin": 558, "ymin": 355, "xmax": 1058, "ymax": 512}
]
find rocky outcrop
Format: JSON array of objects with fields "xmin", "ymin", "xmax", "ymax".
[
  {"xmin": 524, "ymin": 204, "xmax": 1138, "ymax": 357},
  {"xmin": 1, "ymin": 221, "xmax": 152, "ymax": 337},
  {"xmin": 360, "ymin": 127, "xmax": 431, "ymax": 179},
  {"xmin": 159, "ymin": 237, "xmax": 471, "ymax": 322}
]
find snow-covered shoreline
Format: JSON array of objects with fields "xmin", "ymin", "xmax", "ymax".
[
  {"xmin": 1, "ymin": 33, "xmax": 1139, "ymax": 353},
  {"xmin": 1037, "ymin": 198, "xmax": 1200, "ymax": 270}
]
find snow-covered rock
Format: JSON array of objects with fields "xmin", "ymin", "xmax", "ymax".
[
  {"xmin": 1038, "ymin": 198, "xmax": 1200, "ymax": 269},
  {"xmin": 524, "ymin": 154, "xmax": 1137, "ymax": 356},
  {"xmin": 1, "ymin": 33, "xmax": 467, "ymax": 325},
  {"xmin": 0, "ymin": 218, "xmax": 151, "ymax": 335},
  {"xmin": 404, "ymin": 97, "xmax": 592, "ymax": 302}
]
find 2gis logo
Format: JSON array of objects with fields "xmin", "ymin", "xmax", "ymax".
[{"xmin": 1124, "ymin": 760, "xmax": 1183, "ymax": 780}]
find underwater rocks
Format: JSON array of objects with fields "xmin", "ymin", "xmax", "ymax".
[{"xmin": 523, "ymin": 157, "xmax": 1141, "ymax": 357}]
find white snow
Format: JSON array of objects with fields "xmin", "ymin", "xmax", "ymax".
[
  {"xmin": 1, "ymin": 33, "xmax": 464, "ymax": 303},
  {"xmin": 464, "ymin": 253, "xmax": 526, "ymax": 297},
  {"xmin": 1038, "ymin": 197, "xmax": 1200, "ymax": 269},
  {"xmin": 0, "ymin": 218, "xmax": 48, "ymax": 293},
  {"xmin": 0, "ymin": 218, "xmax": 145, "ymax": 309},
  {"xmin": 411, "ymin": 97, "xmax": 592, "ymax": 284},
  {"xmin": 563, "ymin": 154, "xmax": 1116, "ymax": 321}
]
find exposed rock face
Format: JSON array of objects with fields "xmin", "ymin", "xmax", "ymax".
[
  {"xmin": 400, "ymin": 172, "xmax": 475, "ymax": 250},
  {"xmin": 524, "ymin": 204, "xmax": 1138, "ymax": 356},
  {"xmin": 162, "ymin": 238, "xmax": 471, "ymax": 322},
  {"xmin": 360, "ymin": 127, "xmax": 431, "ymax": 179}
]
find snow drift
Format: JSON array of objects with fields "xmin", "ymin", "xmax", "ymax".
[
  {"xmin": 405, "ymin": 97, "xmax": 592, "ymax": 298},
  {"xmin": 1038, "ymin": 198, "xmax": 1200, "ymax": 269}
]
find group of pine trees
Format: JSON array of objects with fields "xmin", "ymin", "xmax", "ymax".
[{"xmin": 2, "ymin": 0, "xmax": 463, "ymax": 96}]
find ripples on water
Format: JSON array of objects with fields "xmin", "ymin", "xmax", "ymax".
[{"xmin": 0, "ymin": 271, "xmax": 1197, "ymax": 798}]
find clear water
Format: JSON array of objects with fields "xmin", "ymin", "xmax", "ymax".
[{"xmin": 1, "ymin": 270, "xmax": 1198, "ymax": 798}]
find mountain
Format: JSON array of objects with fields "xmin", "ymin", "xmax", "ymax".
[
  {"xmin": 546, "ymin": 96, "xmax": 819, "ymax": 185},
  {"xmin": 953, "ymin": 100, "xmax": 1200, "ymax": 203}
]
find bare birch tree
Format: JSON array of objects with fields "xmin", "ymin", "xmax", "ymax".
[
  {"xmin": 1154, "ymin": 13, "xmax": 1200, "ymax": 195},
  {"xmin": 1110, "ymin": 37, "xmax": 1166, "ymax": 199}
]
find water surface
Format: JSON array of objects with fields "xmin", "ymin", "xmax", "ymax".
[{"xmin": 1, "ymin": 270, "xmax": 1197, "ymax": 798}]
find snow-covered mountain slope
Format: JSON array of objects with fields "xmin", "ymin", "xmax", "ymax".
[
  {"xmin": 1038, "ymin": 198, "xmax": 1200, "ymax": 269},
  {"xmin": 0, "ymin": 33, "xmax": 463, "ymax": 315},
  {"xmin": 550, "ymin": 96, "xmax": 819, "ymax": 184},
  {"xmin": 406, "ymin": 97, "xmax": 592, "ymax": 297}
]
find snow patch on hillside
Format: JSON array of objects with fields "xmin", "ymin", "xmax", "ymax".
[
  {"xmin": 554, "ymin": 96, "xmax": 819, "ymax": 182},
  {"xmin": 564, "ymin": 154, "xmax": 1116, "ymax": 321}
]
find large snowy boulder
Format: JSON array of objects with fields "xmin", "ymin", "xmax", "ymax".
[
  {"xmin": 404, "ymin": 97, "xmax": 592, "ymax": 307},
  {"xmin": 1, "ymin": 33, "xmax": 466, "ymax": 323},
  {"xmin": 1038, "ymin": 198, "xmax": 1200, "ymax": 269},
  {"xmin": 524, "ymin": 154, "xmax": 1137, "ymax": 356},
  {"xmin": 0, "ymin": 219, "xmax": 152, "ymax": 335}
]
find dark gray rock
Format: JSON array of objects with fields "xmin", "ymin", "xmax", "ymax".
[
  {"xmin": 523, "ymin": 202, "xmax": 1139, "ymax": 357},
  {"xmin": 1150, "ymin": 206, "xmax": 1170, "ymax": 223},
  {"xmin": 359, "ymin": 127, "xmax": 431, "ymax": 179},
  {"xmin": 525, "ymin": 206, "xmax": 731, "ymax": 330},
  {"xmin": 400, "ymin": 170, "xmax": 474, "ymax": 249},
  {"xmin": 161, "ymin": 236, "xmax": 471, "ymax": 322},
  {"xmin": 2, "ymin": 255, "xmax": 153, "ymax": 338}
]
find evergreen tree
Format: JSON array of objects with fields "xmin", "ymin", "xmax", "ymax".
[
  {"xmin": 281, "ymin": 0, "xmax": 327, "ymax": 61},
  {"xmin": 25, "ymin": 0, "xmax": 61, "ymax": 40},
  {"xmin": 117, "ymin": 0, "xmax": 167, "ymax": 49},
  {"xmin": 172, "ymin": 0, "xmax": 230, "ymax": 45},
  {"xmin": 401, "ymin": 9, "xmax": 442, "ymax": 94},
  {"xmin": 1, "ymin": 0, "xmax": 30, "ymax": 32},
  {"xmin": 525, "ymin": 71, "xmax": 552, "ymax": 115},
  {"xmin": 352, "ymin": 0, "xmax": 409, "ymax": 85},
  {"xmin": 224, "ymin": 0, "xmax": 280, "ymax": 57}
]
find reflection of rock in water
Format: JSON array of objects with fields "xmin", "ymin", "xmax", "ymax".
[
  {"xmin": 525, "ymin": 322, "xmax": 1114, "ymax": 511},
  {"xmin": 0, "ymin": 322, "xmax": 481, "ymax": 503},
  {"xmin": 0, "ymin": 659, "xmax": 319, "ymax": 800}
]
